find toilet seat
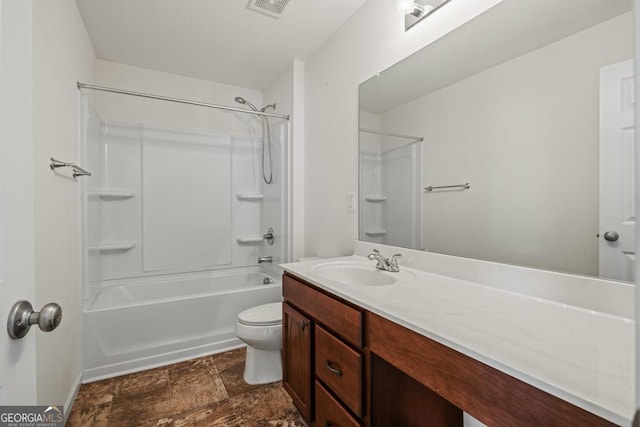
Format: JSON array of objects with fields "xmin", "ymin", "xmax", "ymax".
[{"xmin": 238, "ymin": 302, "xmax": 282, "ymax": 326}]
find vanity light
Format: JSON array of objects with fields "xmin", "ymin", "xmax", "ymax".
[
  {"xmin": 396, "ymin": 0, "xmax": 425, "ymax": 16},
  {"xmin": 398, "ymin": 0, "xmax": 451, "ymax": 31}
]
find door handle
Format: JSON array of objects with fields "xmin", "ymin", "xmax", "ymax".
[
  {"xmin": 603, "ymin": 230, "xmax": 619, "ymax": 242},
  {"xmin": 7, "ymin": 301, "xmax": 62, "ymax": 339}
]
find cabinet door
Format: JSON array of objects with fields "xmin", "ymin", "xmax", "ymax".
[{"xmin": 283, "ymin": 302, "xmax": 313, "ymax": 421}]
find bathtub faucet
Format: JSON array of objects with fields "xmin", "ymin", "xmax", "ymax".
[
  {"xmin": 258, "ymin": 256, "xmax": 273, "ymax": 264},
  {"xmin": 263, "ymin": 227, "xmax": 275, "ymax": 246}
]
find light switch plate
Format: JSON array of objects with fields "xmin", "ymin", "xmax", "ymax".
[{"xmin": 347, "ymin": 192, "xmax": 356, "ymax": 212}]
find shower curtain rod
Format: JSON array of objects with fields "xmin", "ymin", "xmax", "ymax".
[
  {"xmin": 77, "ymin": 82, "xmax": 290, "ymax": 120},
  {"xmin": 359, "ymin": 128, "xmax": 423, "ymax": 142}
]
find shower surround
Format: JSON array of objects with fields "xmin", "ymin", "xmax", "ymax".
[{"xmin": 80, "ymin": 78, "xmax": 290, "ymax": 381}]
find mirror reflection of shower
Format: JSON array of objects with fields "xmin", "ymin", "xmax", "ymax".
[{"xmin": 234, "ymin": 96, "xmax": 276, "ymax": 184}]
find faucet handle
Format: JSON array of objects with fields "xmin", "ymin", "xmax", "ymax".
[
  {"xmin": 389, "ymin": 254, "xmax": 402, "ymax": 269},
  {"xmin": 372, "ymin": 248, "xmax": 381, "ymax": 255}
]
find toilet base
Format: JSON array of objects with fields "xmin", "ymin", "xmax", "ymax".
[{"xmin": 243, "ymin": 346, "xmax": 282, "ymax": 385}]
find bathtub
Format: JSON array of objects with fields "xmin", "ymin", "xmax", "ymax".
[{"xmin": 82, "ymin": 267, "xmax": 282, "ymax": 382}]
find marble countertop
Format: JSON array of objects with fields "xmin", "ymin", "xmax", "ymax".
[{"xmin": 281, "ymin": 250, "xmax": 635, "ymax": 426}]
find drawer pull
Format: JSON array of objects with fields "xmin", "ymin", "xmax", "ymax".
[
  {"xmin": 300, "ymin": 320, "xmax": 308, "ymax": 331},
  {"xmin": 326, "ymin": 360, "xmax": 343, "ymax": 376}
]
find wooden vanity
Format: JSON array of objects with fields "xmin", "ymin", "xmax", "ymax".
[{"xmin": 282, "ymin": 272, "xmax": 619, "ymax": 427}]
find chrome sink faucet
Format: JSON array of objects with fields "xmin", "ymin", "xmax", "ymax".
[{"xmin": 367, "ymin": 249, "xmax": 402, "ymax": 272}]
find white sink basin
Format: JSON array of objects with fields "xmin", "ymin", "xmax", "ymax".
[{"xmin": 310, "ymin": 261, "xmax": 414, "ymax": 286}]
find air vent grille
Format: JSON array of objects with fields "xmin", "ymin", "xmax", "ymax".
[{"xmin": 247, "ymin": 0, "xmax": 292, "ymax": 19}]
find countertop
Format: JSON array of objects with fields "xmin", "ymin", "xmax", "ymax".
[{"xmin": 281, "ymin": 251, "xmax": 634, "ymax": 426}]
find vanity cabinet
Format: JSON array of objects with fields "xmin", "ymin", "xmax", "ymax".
[
  {"xmin": 283, "ymin": 273, "xmax": 365, "ymax": 426},
  {"xmin": 283, "ymin": 271, "xmax": 619, "ymax": 427}
]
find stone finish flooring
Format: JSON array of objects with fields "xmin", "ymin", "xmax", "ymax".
[{"xmin": 67, "ymin": 348, "xmax": 307, "ymax": 426}]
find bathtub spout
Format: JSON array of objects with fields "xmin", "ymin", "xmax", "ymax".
[{"xmin": 258, "ymin": 256, "xmax": 273, "ymax": 264}]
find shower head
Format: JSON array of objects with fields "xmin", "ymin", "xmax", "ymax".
[{"xmin": 234, "ymin": 96, "xmax": 259, "ymax": 112}]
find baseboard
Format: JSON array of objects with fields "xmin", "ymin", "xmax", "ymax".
[{"xmin": 63, "ymin": 371, "xmax": 83, "ymax": 425}]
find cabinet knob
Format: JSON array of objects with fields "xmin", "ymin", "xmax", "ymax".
[
  {"xmin": 300, "ymin": 320, "xmax": 308, "ymax": 331},
  {"xmin": 326, "ymin": 360, "xmax": 343, "ymax": 376}
]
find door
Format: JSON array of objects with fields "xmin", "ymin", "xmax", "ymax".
[
  {"xmin": 599, "ymin": 59, "xmax": 635, "ymax": 281},
  {"xmin": 0, "ymin": 0, "xmax": 38, "ymax": 404},
  {"xmin": 282, "ymin": 302, "xmax": 312, "ymax": 422}
]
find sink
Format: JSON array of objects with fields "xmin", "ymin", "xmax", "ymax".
[{"xmin": 310, "ymin": 261, "xmax": 414, "ymax": 286}]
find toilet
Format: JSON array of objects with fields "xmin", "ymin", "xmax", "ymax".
[{"xmin": 234, "ymin": 302, "xmax": 283, "ymax": 385}]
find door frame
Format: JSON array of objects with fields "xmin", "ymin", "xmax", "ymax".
[{"xmin": 634, "ymin": 0, "xmax": 640, "ymax": 420}]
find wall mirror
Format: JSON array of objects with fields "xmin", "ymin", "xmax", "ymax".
[{"xmin": 358, "ymin": 0, "xmax": 635, "ymax": 282}]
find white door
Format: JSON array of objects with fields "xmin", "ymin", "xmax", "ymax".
[
  {"xmin": 0, "ymin": 0, "xmax": 38, "ymax": 404},
  {"xmin": 599, "ymin": 59, "xmax": 635, "ymax": 281}
]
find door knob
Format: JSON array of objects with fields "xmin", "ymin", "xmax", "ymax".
[
  {"xmin": 603, "ymin": 230, "xmax": 619, "ymax": 242},
  {"xmin": 7, "ymin": 301, "xmax": 62, "ymax": 339}
]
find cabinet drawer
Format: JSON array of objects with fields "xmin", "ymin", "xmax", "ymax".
[
  {"xmin": 316, "ymin": 381, "xmax": 361, "ymax": 427},
  {"xmin": 283, "ymin": 274, "xmax": 362, "ymax": 347},
  {"xmin": 315, "ymin": 325, "xmax": 362, "ymax": 417}
]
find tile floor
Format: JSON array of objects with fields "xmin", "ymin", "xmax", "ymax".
[{"xmin": 67, "ymin": 348, "xmax": 307, "ymax": 426}]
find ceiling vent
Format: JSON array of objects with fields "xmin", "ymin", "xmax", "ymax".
[{"xmin": 247, "ymin": 0, "xmax": 292, "ymax": 19}]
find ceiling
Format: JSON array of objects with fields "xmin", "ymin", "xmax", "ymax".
[{"xmin": 75, "ymin": 0, "xmax": 368, "ymax": 90}]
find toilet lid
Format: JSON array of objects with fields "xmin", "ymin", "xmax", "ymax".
[{"xmin": 238, "ymin": 302, "xmax": 282, "ymax": 326}]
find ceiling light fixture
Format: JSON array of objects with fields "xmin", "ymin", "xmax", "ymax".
[{"xmin": 398, "ymin": 0, "xmax": 451, "ymax": 31}]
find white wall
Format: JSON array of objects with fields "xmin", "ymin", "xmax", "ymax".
[
  {"xmin": 303, "ymin": 0, "xmax": 503, "ymax": 257},
  {"xmin": 32, "ymin": 0, "xmax": 95, "ymax": 410},
  {"xmin": 291, "ymin": 61, "xmax": 305, "ymax": 261},
  {"xmin": 95, "ymin": 60, "xmax": 263, "ymax": 135},
  {"xmin": 381, "ymin": 12, "xmax": 633, "ymax": 276}
]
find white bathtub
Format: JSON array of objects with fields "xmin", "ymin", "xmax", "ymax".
[{"xmin": 82, "ymin": 267, "xmax": 282, "ymax": 382}]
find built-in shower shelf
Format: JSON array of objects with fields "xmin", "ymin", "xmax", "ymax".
[
  {"xmin": 365, "ymin": 195, "xmax": 387, "ymax": 202},
  {"xmin": 88, "ymin": 241, "xmax": 137, "ymax": 252},
  {"xmin": 88, "ymin": 190, "xmax": 137, "ymax": 200},
  {"xmin": 236, "ymin": 193, "xmax": 264, "ymax": 201},
  {"xmin": 364, "ymin": 229, "xmax": 387, "ymax": 237},
  {"xmin": 236, "ymin": 236, "xmax": 264, "ymax": 244}
]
